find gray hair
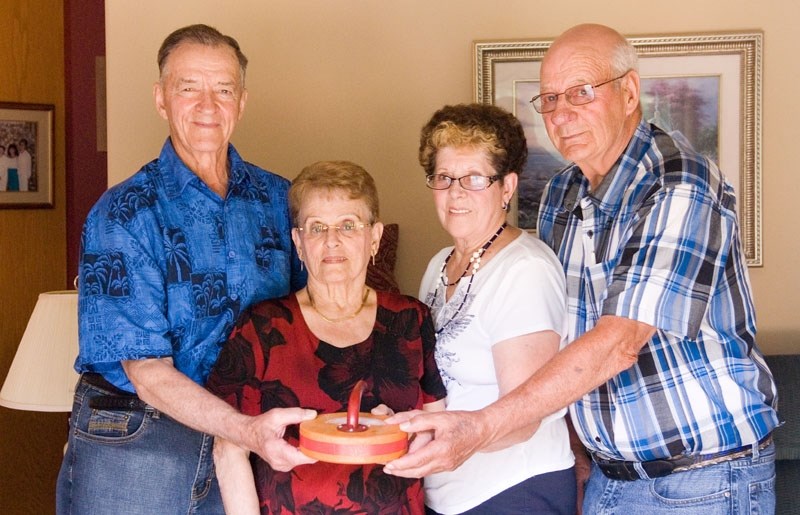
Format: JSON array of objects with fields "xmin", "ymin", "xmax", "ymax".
[
  {"xmin": 609, "ymin": 38, "xmax": 638, "ymax": 75},
  {"xmin": 157, "ymin": 24, "xmax": 248, "ymax": 85}
]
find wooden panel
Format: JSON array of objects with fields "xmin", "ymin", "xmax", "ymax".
[{"xmin": 0, "ymin": 1, "xmax": 68, "ymax": 514}]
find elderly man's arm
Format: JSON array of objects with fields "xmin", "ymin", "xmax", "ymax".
[
  {"xmin": 123, "ymin": 358, "xmax": 317, "ymax": 471},
  {"xmin": 383, "ymin": 314, "xmax": 655, "ymax": 478}
]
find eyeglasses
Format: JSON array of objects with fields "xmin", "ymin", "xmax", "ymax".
[
  {"xmin": 529, "ymin": 72, "xmax": 629, "ymax": 114},
  {"xmin": 426, "ymin": 174, "xmax": 501, "ymax": 191},
  {"xmin": 296, "ymin": 220, "xmax": 372, "ymax": 239}
]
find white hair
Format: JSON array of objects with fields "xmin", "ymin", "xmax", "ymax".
[{"xmin": 610, "ymin": 39, "xmax": 638, "ymax": 75}]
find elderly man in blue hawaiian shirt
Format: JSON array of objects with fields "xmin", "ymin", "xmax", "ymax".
[{"xmin": 57, "ymin": 24, "xmax": 314, "ymax": 515}]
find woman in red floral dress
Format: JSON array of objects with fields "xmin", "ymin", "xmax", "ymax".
[{"xmin": 208, "ymin": 161, "xmax": 446, "ymax": 514}]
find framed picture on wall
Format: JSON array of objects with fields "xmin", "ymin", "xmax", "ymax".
[
  {"xmin": 0, "ymin": 102, "xmax": 55, "ymax": 209},
  {"xmin": 474, "ymin": 32, "xmax": 763, "ymax": 266}
]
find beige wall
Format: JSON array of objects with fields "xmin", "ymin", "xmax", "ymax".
[{"xmin": 106, "ymin": 0, "xmax": 800, "ymax": 354}]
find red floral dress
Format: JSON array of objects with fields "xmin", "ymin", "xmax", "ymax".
[{"xmin": 207, "ymin": 291, "xmax": 446, "ymax": 515}]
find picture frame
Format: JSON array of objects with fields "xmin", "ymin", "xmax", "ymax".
[
  {"xmin": 0, "ymin": 102, "xmax": 55, "ymax": 208},
  {"xmin": 475, "ymin": 32, "xmax": 763, "ymax": 266}
]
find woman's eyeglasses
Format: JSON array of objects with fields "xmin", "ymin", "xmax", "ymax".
[
  {"xmin": 425, "ymin": 174, "xmax": 500, "ymax": 191},
  {"xmin": 296, "ymin": 221, "xmax": 372, "ymax": 238}
]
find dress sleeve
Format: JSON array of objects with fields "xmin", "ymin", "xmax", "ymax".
[
  {"xmin": 205, "ymin": 313, "xmax": 260, "ymax": 415},
  {"xmin": 418, "ymin": 304, "xmax": 447, "ymax": 403}
]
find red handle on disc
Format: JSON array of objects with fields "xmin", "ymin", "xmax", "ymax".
[{"xmin": 339, "ymin": 379, "xmax": 368, "ymax": 432}]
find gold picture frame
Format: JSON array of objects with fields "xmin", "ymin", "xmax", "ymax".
[{"xmin": 475, "ymin": 32, "xmax": 763, "ymax": 266}]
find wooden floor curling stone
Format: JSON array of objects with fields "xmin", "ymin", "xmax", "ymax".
[{"xmin": 299, "ymin": 380, "xmax": 408, "ymax": 464}]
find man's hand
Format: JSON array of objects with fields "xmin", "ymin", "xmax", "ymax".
[
  {"xmin": 245, "ymin": 407, "xmax": 318, "ymax": 471},
  {"xmin": 382, "ymin": 410, "xmax": 491, "ymax": 478}
]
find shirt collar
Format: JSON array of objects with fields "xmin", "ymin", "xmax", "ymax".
[
  {"xmin": 561, "ymin": 120, "xmax": 653, "ymax": 219},
  {"xmin": 158, "ymin": 138, "xmax": 248, "ymax": 199}
]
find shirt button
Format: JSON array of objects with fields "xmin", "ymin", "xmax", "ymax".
[
  {"xmin": 587, "ymin": 230, "xmax": 594, "ymax": 238},
  {"xmin": 228, "ymin": 251, "xmax": 236, "ymax": 258},
  {"xmin": 230, "ymin": 294, "xmax": 238, "ymax": 301}
]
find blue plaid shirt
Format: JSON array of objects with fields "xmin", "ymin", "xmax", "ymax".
[
  {"xmin": 75, "ymin": 139, "xmax": 305, "ymax": 392},
  {"xmin": 538, "ymin": 122, "xmax": 778, "ymax": 461}
]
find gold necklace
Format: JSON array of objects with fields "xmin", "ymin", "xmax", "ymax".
[{"xmin": 307, "ymin": 287, "xmax": 370, "ymax": 323}]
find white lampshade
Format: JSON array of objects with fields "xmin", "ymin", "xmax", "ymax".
[{"xmin": 0, "ymin": 290, "xmax": 79, "ymax": 412}]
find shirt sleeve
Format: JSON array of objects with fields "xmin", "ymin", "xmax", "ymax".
[
  {"xmin": 602, "ymin": 183, "xmax": 732, "ymax": 339},
  {"xmin": 482, "ymin": 243, "xmax": 568, "ymax": 346},
  {"xmin": 77, "ymin": 198, "xmax": 174, "ymax": 392}
]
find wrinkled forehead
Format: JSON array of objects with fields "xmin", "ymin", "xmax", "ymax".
[
  {"xmin": 541, "ymin": 43, "xmax": 611, "ymax": 89},
  {"xmin": 161, "ymin": 43, "xmax": 243, "ymax": 84}
]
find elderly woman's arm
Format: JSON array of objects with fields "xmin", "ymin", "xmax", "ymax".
[
  {"xmin": 213, "ymin": 437, "xmax": 260, "ymax": 515},
  {"xmin": 481, "ymin": 329, "xmax": 561, "ymax": 452}
]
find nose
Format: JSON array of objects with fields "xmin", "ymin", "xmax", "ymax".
[
  {"xmin": 323, "ymin": 227, "xmax": 342, "ymax": 246},
  {"xmin": 547, "ymin": 96, "xmax": 575, "ymax": 125},
  {"xmin": 196, "ymin": 89, "xmax": 216, "ymax": 112},
  {"xmin": 447, "ymin": 179, "xmax": 469, "ymax": 197}
]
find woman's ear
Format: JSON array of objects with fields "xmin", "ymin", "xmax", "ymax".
[
  {"xmin": 291, "ymin": 228, "xmax": 303, "ymax": 260},
  {"xmin": 502, "ymin": 172, "xmax": 518, "ymax": 204},
  {"xmin": 370, "ymin": 222, "xmax": 384, "ymax": 253}
]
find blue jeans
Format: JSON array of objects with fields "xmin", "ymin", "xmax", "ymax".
[
  {"xmin": 582, "ymin": 442, "xmax": 776, "ymax": 514},
  {"xmin": 56, "ymin": 375, "xmax": 223, "ymax": 514},
  {"xmin": 426, "ymin": 466, "xmax": 577, "ymax": 514}
]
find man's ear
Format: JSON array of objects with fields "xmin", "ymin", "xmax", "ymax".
[
  {"xmin": 153, "ymin": 82, "xmax": 168, "ymax": 120},
  {"xmin": 622, "ymin": 71, "xmax": 640, "ymax": 116},
  {"xmin": 237, "ymin": 88, "xmax": 248, "ymax": 120}
]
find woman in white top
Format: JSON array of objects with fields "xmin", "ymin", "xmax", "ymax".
[{"xmin": 416, "ymin": 103, "xmax": 576, "ymax": 514}]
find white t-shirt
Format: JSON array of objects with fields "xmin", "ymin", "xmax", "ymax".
[{"xmin": 419, "ymin": 232, "xmax": 573, "ymax": 514}]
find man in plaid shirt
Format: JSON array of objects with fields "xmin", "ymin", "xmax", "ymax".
[{"xmin": 386, "ymin": 23, "xmax": 778, "ymax": 514}]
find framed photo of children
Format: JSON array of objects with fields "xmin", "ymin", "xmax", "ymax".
[
  {"xmin": 474, "ymin": 32, "xmax": 763, "ymax": 266},
  {"xmin": 0, "ymin": 102, "xmax": 55, "ymax": 208}
]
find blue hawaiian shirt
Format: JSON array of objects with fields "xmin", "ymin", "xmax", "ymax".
[
  {"xmin": 538, "ymin": 122, "xmax": 778, "ymax": 461},
  {"xmin": 76, "ymin": 139, "xmax": 306, "ymax": 392}
]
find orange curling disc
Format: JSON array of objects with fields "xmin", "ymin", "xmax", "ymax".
[
  {"xmin": 298, "ymin": 380, "xmax": 407, "ymax": 464},
  {"xmin": 299, "ymin": 412, "xmax": 408, "ymax": 464}
]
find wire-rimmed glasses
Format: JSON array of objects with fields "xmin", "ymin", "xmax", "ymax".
[
  {"xmin": 530, "ymin": 72, "xmax": 630, "ymax": 114},
  {"xmin": 296, "ymin": 221, "xmax": 372, "ymax": 239}
]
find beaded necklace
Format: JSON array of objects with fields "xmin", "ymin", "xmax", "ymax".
[{"xmin": 434, "ymin": 222, "xmax": 507, "ymax": 334}]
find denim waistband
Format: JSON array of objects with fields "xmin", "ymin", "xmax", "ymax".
[
  {"xmin": 591, "ymin": 434, "xmax": 773, "ymax": 481},
  {"xmin": 82, "ymin": 373, "xmax": 150, "ymax": 411}
]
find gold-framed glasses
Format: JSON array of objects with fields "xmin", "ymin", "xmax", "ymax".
[
  {"xmin": 296, "ymin": 221, "xmax": 372, "ymax": 239},
  {"xmin": 530, "ymin": 72, "xmax": 629, "ymax": 114}
]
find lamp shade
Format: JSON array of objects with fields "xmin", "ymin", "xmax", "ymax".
[{"xmin": 0, "ymin": 290, "xmax": 79, "ymax": 411}]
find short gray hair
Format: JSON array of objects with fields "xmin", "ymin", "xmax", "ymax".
[
  {"xmin": 157, "ymin": 24, "xmax": 248, "ymax": 85},
  {"xmin": 609, "ymin": 38, "xmax": 638, "ymax": 75}
]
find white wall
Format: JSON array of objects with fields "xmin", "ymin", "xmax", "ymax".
[{"xmin": 106, "ymin": 0, "xmax": 800, "ymax": 354}]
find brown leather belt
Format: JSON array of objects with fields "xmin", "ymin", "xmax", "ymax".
[
  {"xmin": 82, "ymin": 373, "xmax": 149, "ymax": 411},
  {"xmin": 591, "ymin": 434, "xmax": 773, "ymax": 481}
]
